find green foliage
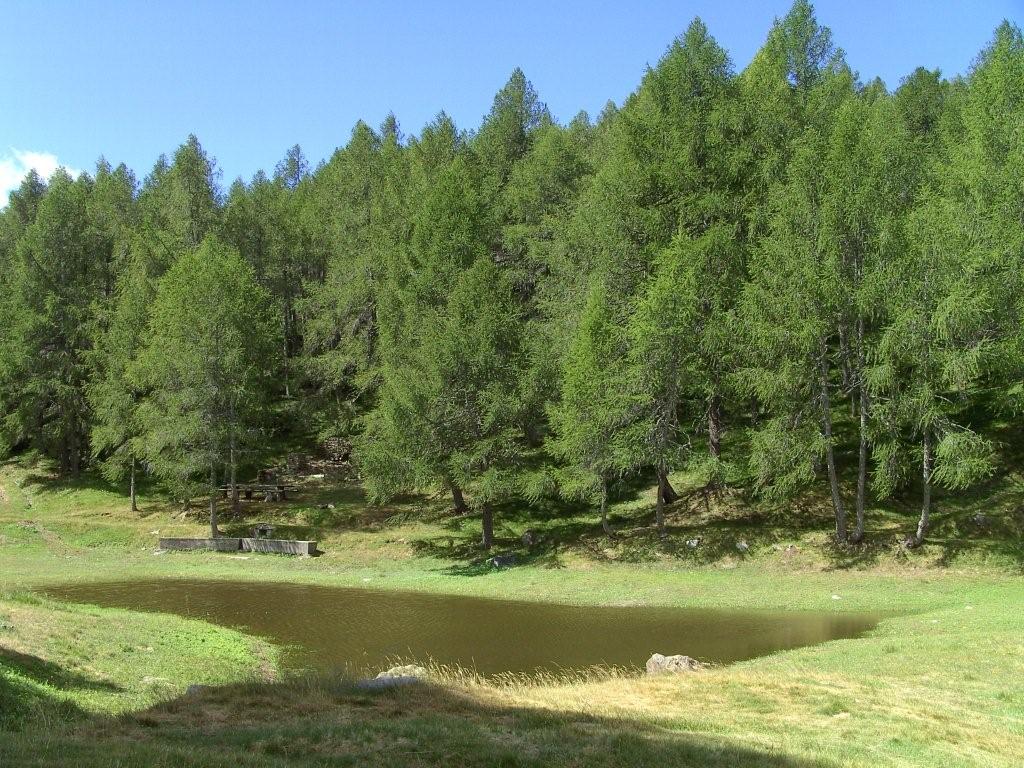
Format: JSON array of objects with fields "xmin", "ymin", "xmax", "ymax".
[
  {"xmin": 0, "ymin": 171, "xmax": 102, "ymax": 473},
  {"xmin": 0, "ymin": 4, "xmax": 1021, "ymax": 550},
  {"xmin": 548, "ymin": 282, "xmax": 635, "ymax": 505},
  {"xmin": 133, "ymin": 237, "xmax": 280, "ymax": 499},
  {"xmin": 359, "ymin": 148, "xmax": 528, "ymax": 522}
]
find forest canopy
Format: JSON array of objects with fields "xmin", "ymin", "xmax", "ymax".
[{"xmin": 2, "ymin": 1, "xmax": 1022, "ymax": 549}]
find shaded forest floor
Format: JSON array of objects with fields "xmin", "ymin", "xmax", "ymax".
[{"xmin": 1, "ymin": 452, "xmax": 1023, "ymax": 766}]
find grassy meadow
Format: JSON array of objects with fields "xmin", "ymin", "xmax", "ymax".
[{"xmin": 1, "ymin": 454, "xmax": 1022, "ymax": 767}]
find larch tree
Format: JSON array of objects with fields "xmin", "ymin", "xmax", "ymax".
[
  {"xmin": 361, "ymin": 140, "xmax": 527, "ymax": 549},
  {"xmin": 300, "ymin": 122, "xmax": 394, "ymax": 435},
  {"xmin": 566, "ymin": 19, "xmax": 744, "ymax": 515},
  {"xmin": 86, "ymin": 161, "xmax": 143, "ymax": 509},
  {"xmin": 0, "ymin": 170, "xmax": 102, "ymax": 473},
  {"xmin": 88, "ymin": 261, "xmax": 150, "ymax": 512},
  {"xmin": 134, "ymin": 237, "xmax": 279, "ymax": 536},
  {"xmin": 870, "ymin": 22, "xmax": 1022, "ymax": 546},
  {"xmin": 739, "ymin": 3, "xmax": 864, "ymax": 542},
  {"xmin": 548, "ymin": 282, "xmax": 635, "ymax": 534}
]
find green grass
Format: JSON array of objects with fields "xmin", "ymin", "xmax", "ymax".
[{"xmin": 1, "ymin": 455, "xmax": 1022, "ymax": 766}]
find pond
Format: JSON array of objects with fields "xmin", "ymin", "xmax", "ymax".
[{"xmin": 44, "ymin": 579, "xmax": 884, "ymax": 676}]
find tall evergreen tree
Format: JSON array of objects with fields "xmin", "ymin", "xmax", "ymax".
[
  {"xmin": 361, "ymin": 142, "xmax": 527, "ymax": 548},
  {"xmin": 548, "ymin": 282, "xmax": 634, "ymax": 534},
  {"xmin": 870, "ymin": 22, "xmax": 1022, "ymax": 546},
  {"xmin": 0, "ymin": 171, "xmax": 101, "ymax": 472},
  {"xmin": 301, "ymin": 124, "xmax": 390, "ymax": 430},
  {"xmin": 134, "ymin": 237, "xmax": 279, "ymax": 535}
]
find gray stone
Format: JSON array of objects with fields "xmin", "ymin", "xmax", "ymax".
[
  {"xmin": 735, "ymin": 539, "xmax": 750, "ymax": 553},
  {"xmin": 488, "ymin": 553, "xmax": 516, "ymax": 569},
  {"xmin": 376, "ymin": 664, "xmax": 428, "ymax": 679},
  {"xmin": 645, "ymin": 653, "xmax": 704, "ymax": 675},
  {"xmin": 251, "ymin": 523, "xmax": 275, "ymax": 539},
  {"xmin": 240, "ymin": 538, "xmax": 316, "ymax": 555},
  {"xmin": 159, "ymin": 537, "xmax": 241, "ymax": 552},
  {"xmin": 355, "ymin": 664, "xmax": 429, "ymax": 690}
]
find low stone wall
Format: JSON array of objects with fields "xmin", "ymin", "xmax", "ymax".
[
  {"xmin": 240, "ymin": 538, "xmax": 316, "ymax": 555},
  {"xmin": 157, "ymin": 537, "xmax": 316, "ymax": 555},
  {"xmin": 159, "ymin": 537, "xmax": 241, "ymax": 551}
]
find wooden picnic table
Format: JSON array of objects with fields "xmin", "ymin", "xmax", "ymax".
[{"xmin": 218, "ymin": 483, "xmax": 299, "ymax": 501}]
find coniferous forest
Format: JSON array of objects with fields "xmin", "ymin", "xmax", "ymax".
[{"xmin": 2, "ymin": 1, "xmax": 1023, "ymax": 553}]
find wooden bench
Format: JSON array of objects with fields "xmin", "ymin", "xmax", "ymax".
[{"xmin": 218, "ymin": 483, "xmax": 299, "ymax": 501}]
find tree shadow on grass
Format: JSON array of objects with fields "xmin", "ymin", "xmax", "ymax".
[
  {"xmin": 0, "ymin": 649, "xmax": 105, "ymax": 732},
  {"xmin": 0, "ymin": 648, "xmax": 123, "ymax": 693},
  {"xmin": 0, "ymin": 676, "xmax": 841, "ymax": 768},
  {"xmin": 19, "ymin": 470, "xmax": 115, "ymax": 497},
  {"xmin": 409, "ymin": 512, "xmax": 604, "ymax": 576}
]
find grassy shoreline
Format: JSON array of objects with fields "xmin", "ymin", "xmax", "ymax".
[{"xmin": 2, "ymin": 458, "xmax": 1023, "ymax": 766}]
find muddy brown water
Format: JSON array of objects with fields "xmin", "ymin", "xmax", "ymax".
[{"xmin": 43, "ymin": 579, "xmax": 884, "ymax": 676}]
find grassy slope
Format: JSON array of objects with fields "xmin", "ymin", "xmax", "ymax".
[{"xmin": 0, "ymin": 457, "xmax": 1022, "ymax": 767}]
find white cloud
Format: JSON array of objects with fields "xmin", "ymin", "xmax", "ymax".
[{"xmin": 0, "ymin": 149, "xmax": 82, "ymax": 206}]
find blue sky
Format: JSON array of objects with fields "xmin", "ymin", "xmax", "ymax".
[{"xmin": 1, "ymin": 1, "xmax": 1020, "ymax": 198}]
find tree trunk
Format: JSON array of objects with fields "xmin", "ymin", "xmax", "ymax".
[
  {"xmin": 851, "ymin": 385, "xmax": 869, "ymax": 543},
  {"xmin": 819, "ymin": 340, "xmax": 847, "ymax": 543},
  {"xmin": 451, "ymin": 484, "xmax": 468, "ymax": 515},
  {"xmin": 708, "ymin": 393, "xmax": 722, "ymax": 461},
  {"xmin": 659, "ymin": 469, "xmax": 679, "ymax": 505},
  {"xmin": 209, "ymin": 464, "xmax": 220, "ymax": 538},
  {"xmin": 655, "ymin": 463, "xmax": 667, "ymax": 538},
  {"xmin": 229, "ymin": 442, "xmax": 240, "ymax": 514},
  {"xmin": 129, "ymin": 458, "xmax": 138, "ymax": 514},
  {"xmin": 69, "ymin": 431, "xmax": 81, "ymax": 476},
  {"xmin": 600, "ymin": 478, "xmax": 612, "ymax": 535},
  {"xmin": 480, "ymin": 504, "xmax": 494, "ymax": 550},
  {"xmin": 851, "ymin": 318, "xmax": 869, "ymax": 543},
  {"xmin": 283, "ymin": 334, "xmax": 290, "ymax": 399},
  {"xmin": 282, "ymin": 300, "xmax": 292, "ymax": 399},
  {"xmin": 909, "ymin": 431, "xmax": 933, "ymax": 547}
]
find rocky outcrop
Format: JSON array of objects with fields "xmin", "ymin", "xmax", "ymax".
[{"xmin": 645, "ymin": 653, "xmax": 704, "ymax": 675}]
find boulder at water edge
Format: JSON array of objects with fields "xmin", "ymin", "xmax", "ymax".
[
  {"xmin": 645, "ymin": 653, "xmax": 704, "ymax": 675},
  {"xmin": 355, "ymin": 664, "xmax": 429, "ymax": 690}
]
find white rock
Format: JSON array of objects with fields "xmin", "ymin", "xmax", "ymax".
[
  {"xmin": 645, "ymin": 653, "xmax": 703, "ymax": 675},
  {"xmin": 375, "ymin": 664, "xmax": 428, "ymax": 680}
]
